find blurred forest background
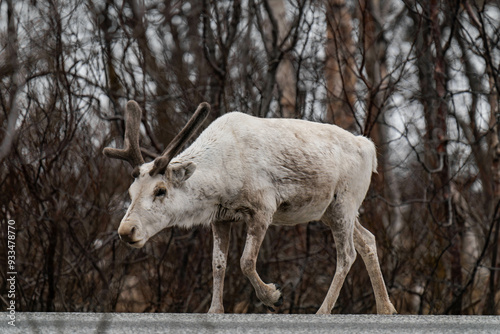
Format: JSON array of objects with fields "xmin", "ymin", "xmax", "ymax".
[{"xmin": 1, "ymin": 0, "xmax": 499, "ymax": 315}]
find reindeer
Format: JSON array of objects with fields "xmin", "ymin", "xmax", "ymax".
[{"xmin": 104, "ymin": 100, "xmax": 397, "ymax": 315}]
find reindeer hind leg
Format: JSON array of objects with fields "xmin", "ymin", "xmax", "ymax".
[
  {"xmin": 353, "ymin": 219, "xmax": 397, "ymax": 314},
  {"xmin": 317, "ymin": 207, "xmax": 357, "ymax": 314}
]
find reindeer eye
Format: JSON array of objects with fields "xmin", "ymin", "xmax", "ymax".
[{"xmin": 154, "ymin": 187, "xmax": 167, "ymax": 197}]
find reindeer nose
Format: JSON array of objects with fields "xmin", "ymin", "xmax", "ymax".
[{"xmin": 118, "ymin": 225, "xmax": 137, "ymax": 243}]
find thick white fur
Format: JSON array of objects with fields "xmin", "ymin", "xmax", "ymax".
[{"xmin": 117, "ymin": 112, "xmax": 396, "ymax": 315}]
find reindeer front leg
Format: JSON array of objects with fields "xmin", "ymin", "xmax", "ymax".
[
  {"xmin": 208, "ymin": 221, "xmax": 231, "ymax": 313},
  {"xmin": 240, "ymin": 216, "xmax": 283, "ymax": 311}
]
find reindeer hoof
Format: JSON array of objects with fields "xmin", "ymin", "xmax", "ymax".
[
  {"xmin": 262, "ymin": 283, "xmax": 283, "ymax": 311},
  {"xmin": 274, "ymin": 295, "xmax": 284, "ymax": 307},
  {"xmin": 272, "ymin": 283, "xmax": 283, "ymax": 307}
]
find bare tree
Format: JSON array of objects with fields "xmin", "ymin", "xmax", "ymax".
[
  {"xmin": 1, "ymin": 0, "xmax": 499, "ymax": 315},
  {"xmin": 324, "ymin": 0, "xmax": 356, "ymax": 130}
]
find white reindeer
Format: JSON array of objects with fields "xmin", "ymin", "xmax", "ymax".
[{"xmin": 104, "ymin": 100, "xmax": 397, "ymax": 315}]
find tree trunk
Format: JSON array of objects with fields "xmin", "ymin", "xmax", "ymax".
[
  {"xmin": 325, "ymin": 0, "xmax": 356, "ymax": 131},
  {"xmin": 430, "ymin": 0, "xmax": 462, "ymax": 314},
  {"xmin": 267, "ymin": 0, "xmax": 297, "ymax": 118}
]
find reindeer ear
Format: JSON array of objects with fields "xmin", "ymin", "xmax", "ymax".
[{"xmin": 168, "ymin": 162, "xmax": 196, "ymax": 185}]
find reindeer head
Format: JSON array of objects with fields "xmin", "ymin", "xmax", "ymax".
[{"xmin": 104, "ymin": 101, "xmax": 210, "ymax": 248}]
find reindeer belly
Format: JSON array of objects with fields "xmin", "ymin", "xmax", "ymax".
[{"xmin": 272, "ymin": 195, "xmax": 332, "ymax": 226}]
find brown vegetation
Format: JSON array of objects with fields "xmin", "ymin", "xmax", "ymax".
[{"xmin": 0, "ymin": 0, "xmax": 499, "ymax": 314}]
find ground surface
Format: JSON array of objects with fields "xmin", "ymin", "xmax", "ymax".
[{"xmin": 2, "ymin": 312, "xmax": 500, "ymax": 333}]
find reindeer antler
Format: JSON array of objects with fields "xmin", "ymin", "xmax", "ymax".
[
  {"xmin": 149, "ymin": 102, "xmax": 211, "ymax": 177},
  {"xmin": 103, "ymin": 100, "xmax": 145, "ymax": 168}
]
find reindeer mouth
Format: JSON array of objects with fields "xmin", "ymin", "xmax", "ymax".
[{"xmin": 126, "ymin": 239, "xmax": 146, "ymax": 248}]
